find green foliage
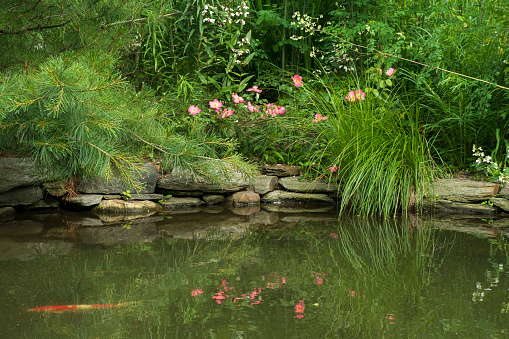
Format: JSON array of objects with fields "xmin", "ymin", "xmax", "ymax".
[{"xmin": 301, "ymin": 72, "xmax": 434, "ymax": 216}]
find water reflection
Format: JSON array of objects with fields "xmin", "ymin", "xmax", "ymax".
[{"xmin": 0, "ymin": 209, "xmax": 508, "ymax": 337}]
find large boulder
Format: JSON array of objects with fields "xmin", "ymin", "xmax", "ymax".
[
  {"xmin": 249, "ymin": 175, "xmax": 278, "ymax": 195},
  {"xmin": 430, "ymin": 179, "xmax": 500, "ymax": 203},
  {"xmin": 0, "ymin": 157, "xmax": 49, "ymax": 193},
  {"xmin": 92, "ymin": 199, "xmax": 162, "ymax": 216},
  {"xmin": 0, "ymin": 186, "xmax": 43, "ymax": 207},
  {"xmin": 78, "ymin": 163, "xmax": 159, "ymax": 194},
  {"xmin": 278, "ymin": 176, "xmax": 338, "ymax": 193},
  {"xmin": 157, "ymin": 168, "xmax": 249, "ymax": 193}
]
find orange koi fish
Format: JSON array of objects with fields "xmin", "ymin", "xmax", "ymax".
[{"xmin": 28, "ymin": 302, "xmax": 130, "ymax": 313}]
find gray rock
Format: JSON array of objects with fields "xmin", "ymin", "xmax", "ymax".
[
  {"xmin": 423, "ymin": 199, "xmax": 497, "ymax": 215},
  {"xmin": 430, "ymin": 178, "xmax": 500, "ymax": 203},
  {"xmin": 42, "ymin": 181, "xmax": 68, "ymax": 197},
  {"xmin": 262, "ymin": 164, "xmax": 301, "ymax": 177},
  {"xmin": 279, "ymin": 176, "xmax": 338, "ymax": 193},
  {"xmin": 92, "ymin": 199, "xmax": 163, "ymax": 215},
  {"xmin": 491, "ymin": 197, "xmax": 509, "ymax": 212},
  {"xmin": 121, "ymin": 193, "xmax": 164, "ymax": 201},
  {"xmin": 227, "ymin": 191, "xmax": 260, "ymax": 206},
  {"xmin": 0, "ymin": 157, "xmax": 49, "ymax": 193},
  {"xmin": 78, "ymin": 163, "xmax": 159, "ymax": 194},
  {"xmin": 203, "ymin": 195, "xmax": 225, "ymax": 205},
  {"xmin": 159, "ymin": 197, "xmax": 205, "ymax": 209},
  {"xmin": 157, "ymin": 168, "xmax": 249, "ymax": 193},
  {"xmin": 498, "ymin": 185, "xmax": 509, "ymax": 199},
  {"xmin": 261, "ymin": 190, "xmax": 336, "ymax": 205},
  {"xmin": 249, "ymin": 175, "xmax": 278, "ymax": 195},
  {"xmin": 0, "ymin": 186, "xmax": 43, "ymax": 207},
  {"xmin": 65, "ymin": 194, "xmax": 103, "ymax": 207}
]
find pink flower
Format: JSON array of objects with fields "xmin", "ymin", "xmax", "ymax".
[
  {"xmin": 209, "ymin": 99, "xmax": 223, "ymax": 110},
  {"xmin": 232, "ymin": 93, "xmax": 245, "ymax": 103},
  {"xmin": 276, "ymin": 106, "xmax": 286, "ymax": 115},
  {"xmin": 291, "ymin": 74, "xmax": 303, "ymax": 87},
  {"xmin": 385, "ymin": 67, "xmax": 396, "ymax": 76},
  {"xmin": 328, "ymin": 165, "xmax": 338, "ymax": 172},
  {"xmin": 246, "ymin": 86, "xmax": 262, "ymax": 93},
  {"xmin": 191, "ymin": 288, "xmax": 204, "ymax": 297},
  {"xmin": 354, "ymin": 89, "xmax": 366, "ymax": 101},
  {"xmin": 329, "ymin": 232, "xmax": 339, "ymax": 239},
  {"xmin": 188, "ymin": 105, "xmax": 201, "ymax": 115},
  {"xmin": 346, "ymin": 91, "xmax": 356, "ymax": 102}
]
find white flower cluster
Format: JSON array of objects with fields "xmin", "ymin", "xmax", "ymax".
[
  {"xmin": 202, "ymin": 2, "xmax": 249, "ymax": 26},
  {"xmin": 472, "ymin": 144, "xmax": 509, "ymax": 183}
]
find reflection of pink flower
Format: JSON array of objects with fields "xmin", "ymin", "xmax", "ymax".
[
  {"xmin": 313, "ymin": 272, "xmax": 329, "ymax": 285},
  {"xmin": 385, "ymin": 67, "xmax": 396, "ymax": 76},
  {"xmin": 291, "ymin": 74, "xmax": 303, "ymax": 87},
  {"xmin": 348, "ymin": 290, "xmax": 366, "ymax": 298},
  {"xmin": 329, "ymin": 233, "xmax": 338, "ymax": 239},
  {"xmin": 212, "ymin": 291, "xmax": 226, "ymax": 304},
  {"xmin": 294, "ymin": 300, "xmax": 305, "ymax": 318},
  {"xmin": 191, "ymin": 288, "xmax": 204, "ymax": 297},
  {"xmin": 386, "ymin": 313, "xmax": 396, "ymax": 324},
  {"xmin": 246, "ymin": 86, "xmax": 262, "ymax": 93}
]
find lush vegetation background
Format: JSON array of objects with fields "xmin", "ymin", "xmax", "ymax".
[{"xmin": 0, "ymin": 0, "xmax": 508, "ymax": 215}]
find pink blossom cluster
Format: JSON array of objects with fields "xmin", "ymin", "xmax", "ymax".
[
  {"xmin": 261, "ymin": 103, "xmax": 286, "ymax": 119},
  {"xmin": 346, "ymin": 89, "xmax": 366, "ymax": 102}
]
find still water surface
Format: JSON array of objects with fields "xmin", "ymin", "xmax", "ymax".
[{"xmin": 0, "ymin": 208, "xmax": 508, "ymax": 338}]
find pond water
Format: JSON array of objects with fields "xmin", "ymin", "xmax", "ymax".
[{"xmin": 0, "ymin": 207, "xmax": 508, "ymax": 338}]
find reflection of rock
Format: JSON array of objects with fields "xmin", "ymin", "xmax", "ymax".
[
  {"xmin": 262, "ymin": 203, "xmax": 336, "ymax": 213},
  {"xmin": 0, "ymin": 240, "xmax": 73, "ymax": 261},
  {"xmin": 278, "ymin": 176, "xmax": 338, "ymax": 193},
  {"xmin": 261, "ymin": 190, "xmax": 335, "ymax": 205},
  {"xmin": 0, "ymin": 186, "xmax": 43, "ymax": 207},
  {"xmin": 78, "ymin": 163, "xmax": 159, "ymax": 194},
  {"xmin": 249, "ymin": 210, "xmax": 278, "ymax": 225},
  {"xmin": 0, "ymin": 207, "xmax": 16, "ymax": 220},
  {"xmin": 103, "ymin": 193, "xmax": 164, "ymax": 201},
  {"xmin": 159, "ymin": 197, "xmax": 205, "ymax": 209},
  {"xmin": 230, "ymin": 205, "xmax": 260, "ymax": 215},
  {"xmin": 430, "ymin": 215, "xmax": 499, "ymax": 238},
  {"xmin": 159, "ymin": 212, "xmax": 250, "ymax": 239},
  {"xmin": 77, "ymin": 223, "xmax": 158, "ymax": 246},
  {"xmin": 280, "ymin": 215, "xmax": 339, "ymax": 223},
  {"xmin": 0, "ymin": 220, "xmax": 44, "ymax": 236},
  {"xmin": 24, "ymin": 197, "xmax": 61, "ymax": 210}
]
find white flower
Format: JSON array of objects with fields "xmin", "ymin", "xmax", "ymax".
[{"xmin": 483, "ymin": 156, "xmax": 492, "ymax": 163}]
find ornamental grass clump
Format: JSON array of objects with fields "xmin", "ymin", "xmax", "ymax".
[{"xmin": 302, "ymin": 72, "xmax": 434, "ymax": 216}]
